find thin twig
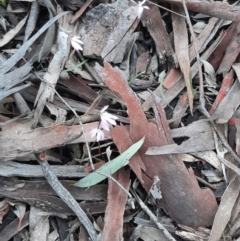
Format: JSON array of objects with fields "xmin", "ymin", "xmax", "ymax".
[
  {"xmin": 75, "ymin": 51, "xmax": 104, "ymax": 85},
  {"xmin": 95, "ymin": 169, "xmax": 133, "ymax": 199},
  {"xmin": 131, "ymin": 189, "xmax": 176, "ymax": 241},
  {"xmin": 147, "ymin": 0, "xmax": 185, "ymax": 18},
  {"xmin": 195, "ymin": 176, "xmax": 216, "ymax": 190},
  {"xmin": 53, "ymin": 89, "xmax": 95, "ymax": 170},
  {"xmin": 35, "ymin": 153, "xmax": 98, "ymax": 241}
]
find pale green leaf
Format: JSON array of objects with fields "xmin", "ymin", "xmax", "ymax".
[{"xmin": 74, "ymin": 137, "xmax": 145, "ymax": 188}]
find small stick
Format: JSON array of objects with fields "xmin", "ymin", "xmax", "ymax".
[
  {"xmin": 76, "ymin": 51, "xmax": 104, "ymax": 85},
  {"xmin": 35, "ymin": 152, "xmax": 98, "ymax": 241},
  {"xmin": 195, "ymin": 176, "xmax": 216, "ymax": 190},
  {"xmin": 131, "ymin": 189, "xmax": 176, "ymax": 241},
  {"xmin": 147, "ymin": 0, "xmax": 185, "ymax": 18}
]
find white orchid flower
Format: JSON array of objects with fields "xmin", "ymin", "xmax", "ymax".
[
  {"xmin": 90, "ymin": 106, "xmax": 118, "ymax": 142},
  {"xmin": 100, "ymin": 105, "xmax": 118, "ymax": 131},
  {"xmin": 131, "ymin": 0, "xmax": 149, "ymax": 19},
  {"xmin": 71, "ymin": 36, "xmax": 84, "ymax": 51},
  {"xmin": 90, "ymin": 128, "xmax": 105, "ymax": 142}
]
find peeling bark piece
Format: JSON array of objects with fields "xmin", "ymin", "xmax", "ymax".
[
  {"xmin": 0, "ymin": 178, "xmax": 107, "ymax": 202},
  {"xmin": 217, "ymin": 22, "xmax": 240, "ymax": 74},
  {"xmin": 189, "ymin": 17, "xmax": 219, "ymax": 59},
  {"xmin": 171, "ymin": 92, "xmax": 189, "ymax": 128},
  {"xmin": 191, "ymin": 151, "xmax": 222, "ymax": 172},
  {"xmin": 119, "ymin": 32, "xmax": 140, "ymax": 79},
  {"xmin": 0, "ymin": 177, "xmax": 107, "ymax": 216},
  {"xmin": 0, "ymin": 161, "xmax": 87, "ymax": 178},
  {"xmin": 21, "ymin": 85, "xmax": 100, "ymax": 115},
  {"xmin": 211, "ymin": 79, "xmax": 240, "ymax": 123},
  {"xmin": 34, "ymin": 12, "xmax": 75, "ymax": 126},
  {"xmin": 24, "ymin": 2, "xmax": 40, "ymax": 43},
  {"xmin": 46, "ymin": 102, "xmax": 67, "ymax": 124},
  {"xmin": 142, "ymin": 4, "xmax": 176, "ymax": 64},
  {"xmin": 29, "ymin": 207, "xmax": 50, "ymax": 241},
  {"xmin": 159, "ymin": 0, "xmax": 240, "ymax": 21},
  {"xmin": 0, "ymin": 211, "xmax": 29, "ymax": 241},
  {"xmin": 208, "ymin": 21, "xmax": 238, "ymax": 70},
  {"xmin": 142, "ymin": 68, "xmax": 182, "ymax": 111},
  {"xmin": 147, "ymin": 120, "xmax": 215, "ymax": 154},
  {"xmin": 163, "ymin": 69, "xmax": 182, "ymax": 89},
  {"xmin": 0, "ymin": 117, "xmax": 111, "ymax": 159},
  {"xmin": 209, "ymin": 70, "xmax": 234, "ymax": 115},
  {"xmin": 172, "ymin": 5, "xmax": 193, "ymax": 112},
  {"xmin": 101, "ymin": 6, "xmax": 138, "ymax": 63},
  {"xmin": 234, "ymin": 118, "xmax": 240, "ymax": 156},
  {"xmin": 71, "ymin": 0, "xmax": 93, "ymax": 24},
  {"xmin": 95, "ymin": 62, "xmax": 218, "ymax": 228},
  {"xmin": 58, "ymin": 74, "xmax": 99, "ymax": 103},
  {"xmin": 136, "ymin": 51, "xmax": 150, "ymax": 74},
  {"xmin": 79, "ymin": 0, "xmax": 131, "ymax": 61},
  {"xmin": 102, "ymin": 169, "xmax": 130, "ymax": 241},
  {"xmin": 209, "ymin": 176, "xmax": 240, "ymax": 241}
]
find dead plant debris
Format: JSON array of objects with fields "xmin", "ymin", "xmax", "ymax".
[{"xmin": 0, "ymin": 0, "xmax": 240, "ymax": 240}]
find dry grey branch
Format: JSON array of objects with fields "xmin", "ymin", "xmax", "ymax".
[{"xmin": 35, "ymin": 154, "xmax": 98, "ymax": 241}]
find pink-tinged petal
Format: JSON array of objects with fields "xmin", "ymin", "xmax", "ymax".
[
  {"xmin": 143, "ymin": 6, "xmax": 149, "ymax": 9},
  {"xmin": 96, "ymin": 130, "xmax": 105, "ymax": 142},
  {"xmin": 101, "ymin": 113, "xmax": 118, "ymax": 126},
  {"xmin": 106, "ymin": 117, "xmax": 117, "ymax": 126},
  {"xmin": 90, "ymin": 128, "xmax": 98, "ymax": 138},
  {"xmin": 137, "ymin": 7, "xmax": 143, "ymax": 19},
  {"xmin": 101, "ymin": 112, "xmax": 118, "ymax": 125},
  {"xmin": 100, "ymin": 119, "xmax": 110, "ymax": 131},
  {"xmin": 101, "ymin": 105, "xmax": 109, "ymax": 113},
  {"xmin": 102, "ymin": 112, "xmax": 118, "ymax": 120}
]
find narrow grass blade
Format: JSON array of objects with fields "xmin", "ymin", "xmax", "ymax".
[{"xmin": 74, "ymin": 137, "xmax": 145, "ymax": 188}]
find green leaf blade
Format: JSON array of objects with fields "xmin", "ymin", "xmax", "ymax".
[{"xmin": 74, "ymin": 137, "xmax": 145, "ymax": 188}]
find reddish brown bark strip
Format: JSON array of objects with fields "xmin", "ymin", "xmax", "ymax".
[
  {"xmin": 0, "ymin": 118, "xmax": 111, "ymax": 159},
  {"xmin": 142, "ymin": 3, "xmax": 176, "ymax": 63},
  {"xmin": 209, "ymin": 70, "xmax": 234, "ymax": 115},
  {"xmin": 96, "ymin": 62, "xmax": 218, "ymax": 228},
  {"xmin": 208, "ymin": 22, "xmax": 238, "ymax": 70},
  {"xmin": 71, "ymin": 0, "xmax": 93, "ymax": 23},
  {"xmin": 111, "ymin": 126, "xmax": 146, "ymax": 183},
  {"xmin": 102, "ymin": 169, "xmax": 130, "ymax": 241},
  {"xmin": 163, "ymin": 68, "xmax": 182, "ymax": 89},
  {"xmin": 217, "ymin": 22, "xmax": 240, "ymax": 74},
  {"xmin": 158, "ymin": 0, "xmax": 240, "ymax": 21},
  {"xmin": 210, "ymin": 79, "xmax": 240, "ymax": 123},
  {"xmin": 172, "ymin": 5, "xmax": 192, "ymax": 112},
  {"xmin": 172, "ymin": 92, "xmax": 189, "ymax": 128}
]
